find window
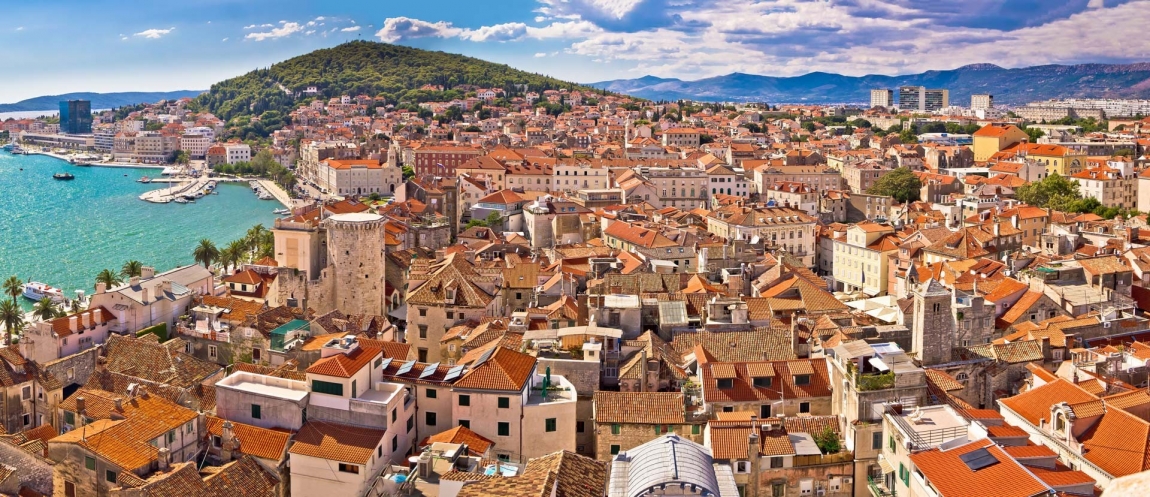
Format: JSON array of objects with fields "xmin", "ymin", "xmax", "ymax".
[
  {"xmin": 22, "ymin": 414, "xmax": 29, "ymax": 426},
  {"xmin": 352, "ymin": 380, "xmax": 358, "ymax": 399},
  {"xmin": 85, "ymin": 456, "xmax": 96, "ymax": 471},
  {"xmin": 900, "ymin": 462, "xmax": 909, "ymax": 486},
  {"xmin": 770, "ymin": 457, "xmax": 783, "ymax": 468},
  {"xmin": 418, "ymin": 308, "xmax": 427, "ymax": 317},
  {"xmin": 800, "ymin": 402, "xmax": 811, "ymax": 414},
  {"xmin": 459, "ymin": 419, "xmax": 470, "ymax": 429},
  {"xmin": 418, "ymin": 325, "xmax": 428, "ymax": 339},
  {"xmin": 498, "ymin": 422, "xmax": 510, "ymax": 437},
  {"xmin": 772, "ymin": 482, "xmax": 785, "ymax": 497},
  {"xmin": 338, "ymin": 463, "xmax": 360, "ymax": 474},
  {"xmin": 794, "ymin": 374, "xmax": 811, "ymax": 386},
  {"xmin": 761, "ymin": 405, "xmax": 771, "ymax": 419},
  {"xmin": 208, "ymin": 345, "xmax": 217, "ymax": 359},
  {"xmin": 21, "ymin": 386, "xmax": 30, "ymax": 400},
  {"xmin": 611, "ymin": 423, "xmax": 621, "ymax": 435},
  {"xmin": 546, "ymin": 418, "xmax": 557, "ymax": 432},
  {"xmin": 374, "ymin": 358, "xmax": 383, "ymax": 368},
  {"xmin": 65, "ymin": 411, "xmax": 75, "ymax": 426},
  {"xmin": 426, "ymin": 389, "xmax": 437, "ymax": 399},
  {"xmin": 251, "ymin": 404, "xmax": 261, "ymax": 419},
  {"xmin": 378, "ymin": 445, "xmax": 383, "ymax": 459},
  {"xmin": 717, "ymin": 378, "xmax": 734, "ymax": 389},
  {"xmin": 873, "ymin": 431, "xmax": 883, "ymax": 450},
  {"xmin": 498, "ymin": 397, "xmax": 510, "ymax": 409},
  {"xmin": 426, "ymin": 412, "xmax": 437, "ymax": 426},
  {"xmin": 610, "ymin": 445, "xmax": 621, "ymax": 455},
  {"xmin": 722, "ymin": 406, "xmax": 734, "ymax": 413},
  {"xmin": 459, "ymin": 395, "xmax": 470, "ymax": 407},
  {"xmin": 735, "ymin": 461, "xmax": 750, "ymax": 473},
  {"xmin": 212, "ymin": 435, "xmax": 221, "ymax": 448},
  {"xmin": 577, "ymin": 421, "xmax": 585, "ymax": 433},
  {"xmin": 391, "ymin": 409, "xmax": 397, "ymax": 423},
  {"xmin": 889, "ymin": 435, "xmax": 896, "ymax": 452},
  {"xmin": 185, "ymin": 421, "xmax": 193, "ymax": 434},
  {"xmin": 692, "ymin": 425, "xmax": 701, "ymax": 435},
  {"xmin": 106, "ymin": 470, "xmax": 117, "ymax": 483},
  {"xmin": 956, "ymin": 372, "xmax": 969, "ymax": 381},
  {"xmin": 392, "ymin": 436, "xmax": 399, "ymax": 452},
  {"xmin": 312, "ymin": 380, "xmax": 344, "ymax": 396},
  {"xmin": 753, "ymin": 377, "xmax": 772, "ymax": 388}
]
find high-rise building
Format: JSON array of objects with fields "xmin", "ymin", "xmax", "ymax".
[
  {"xmin": 971, "ymin": 94, "xmax": 993, "ymax": 110},
  {"xmin": 870, "ymin": 89, "xmax": 893, "ymax": 109},
  {"xmin": 59, "ymin": 100, "xmax": 92, "ymax": 134},
  {"xmin": 898, "ymin": 86, "xmax": 949, "ymax": 113}
]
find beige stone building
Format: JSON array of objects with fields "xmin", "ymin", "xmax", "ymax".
[
  {"xmin": 405, "ymin": 253, "xmax": 499, "ymax": 362},
  {"xmin": 832, "ymin": 222, "xmax": 899, "ymax": 296}
]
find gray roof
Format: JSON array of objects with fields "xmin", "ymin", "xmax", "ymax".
[
  {"xmin": 658, "ymin": 300, "xmax": 689, "ymax": 327},
  {"xmin": 106, "ymin": 265, "xmax": 210, "ymax": 304},
  {"xmin": 608, "ymin": 435, "xmax": 735, "ymax": 497}
]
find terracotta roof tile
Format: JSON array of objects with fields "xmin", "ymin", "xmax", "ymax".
[
  {"xmin": 909, "ymin": 439, "xmax": 1049, "ymax": 497},
  {"xmin": 593, "ymin": 392, "xmax": 688, "ymax": 424},
  {"xmin": 288, "ymin": 421, "xmax": 385, "ymax": 465},
  {"xmin": 206, "ymin": 417, "xmax": 291, "ymax": 462},
  {"xmin": 453, "ymin": 346, "xmax": 536, "ymax": 392}
]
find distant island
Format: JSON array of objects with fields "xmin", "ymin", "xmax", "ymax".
[
  {"xmin": 590, "ymin": 62, "xmax": 1150, "ymax": 104},
  {"xmin": 0, "ymin": 91, "xmax": 205, "ymax": 113}
]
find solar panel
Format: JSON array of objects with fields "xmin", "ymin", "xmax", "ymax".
[
  {"xmin": 958, "ymin": 448, "xmax": 999, "ymax": 471},
  {"xmin": 395, "ymin": 360, "xmax": 416, "ymax": 376},
  {"xmin": 378, "ymin": 357, "xmax": 393, "ymax": 370},
  {"xmin": 473, "ymin": 347, "xmax": 497, "ymax": 367},
  {"xmin": 444, "ymin": 365, "xmax": 466, "ymax": 381},
  {"xmin": 419, "ymin": 362, "xmax": 441, "ymax": 379}
]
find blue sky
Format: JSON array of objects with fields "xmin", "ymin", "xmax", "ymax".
[{"xmin": 2, "ymin": 0, "xmax": 1149, "ymax": 103}]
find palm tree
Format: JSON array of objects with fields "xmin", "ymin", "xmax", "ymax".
[
  {"xmin": 2, "ymin": 275, "xmax": 22, "ymax": 304},
  {"xmin": 193, "ymin": 239, "xmax": 220, "ymax": 269},
  {"xmin": 225, "ymin": 239, "xmax": 247, "ymax": 268},
  {"xmin": 120, "ymin": 260, "xmax": 144, "ymax": 279},
  {"xmin": 69, "ymin": 297, "xmax": 87, "ymax": 313},
  {"xmin": 96, "ymin": 268, "xmax": 123, "ymax": 288},
  {"xmin": 0, "ymin": 300, "xmax": 24, "ymax": 343},
  {"xmin": 32, "ymin": 297, "xmax": 60, "ymax": 321},
  {"xmin": 244, "ymin": 225, "xmax": 266, "ymax": 256}
]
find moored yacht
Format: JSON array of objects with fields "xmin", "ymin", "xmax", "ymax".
[{"xmin": 22, "ymin": 282, "xmax": 65, "ymax": 303}]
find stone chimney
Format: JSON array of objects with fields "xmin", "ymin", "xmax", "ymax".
[
  {"xmin": 130, "ymin": 276, "xmax": 140, "ymax": 287},
  {"xmin": 76, "ymin": 397, "xmax": 86, "ymax": 417},
  {"xmin": 141, "ymin": 266, "xmax": 155, "ymax": 279},
  {"xmin": 95, "ymin": 282, "xmax": 107, "ymax": 295},
  {"xmin": 221, "ymin": 421, "xmax": 238, "ymax": 462},
  {"xmin": 141, "ymin": 287, "xmax": 149, "ymax": 304},
  {"xmin": 81, "ymin": 311, "xmax": 91, "ymax": 329},
  {"xmin": 96, "ymin": 356, "xmax": 107, "ymax": 374},
  {"xmin": 748, "ymin": 426, "xmax": 762, "ymax": 497},
  {"xmin": 639, "ymin": 349, "xmax": 648, "ymax": 393},
  {"xmin": 158, "ymin": 447, "xmax": 170, "ymax": 471},
  {"xmin": 69, "ymin": 316, "xmax": 79, "ymax": 333},
  {"xmin": 114, "ymin": 398, "xmax": 122, "ymax": 411}
]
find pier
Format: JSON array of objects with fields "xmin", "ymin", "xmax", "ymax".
[{"xmin": 139, "ymin": 178, "xmax": 212, "ymax": 203}]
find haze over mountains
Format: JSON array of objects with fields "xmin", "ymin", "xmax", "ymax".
[
  {"xmin": 590, "ymin": 63, "xmax": 1150, "ymax": 104},
  {"xmin": 0, "ymin": 91, "xmax": 205, "ymax": 113}
]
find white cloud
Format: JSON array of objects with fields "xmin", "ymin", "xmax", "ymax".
[
  {"xmin": 305, "ymin": 30, "xmax": 316, "ymax": 35},
  {"xmin": 246, "ymin": 22, "xmax": 304, "ymax": 41},
  {"xmin": 243, "ymin": 24, "xmax": 257, "ymax": 29},
  {"xmin": 534, "ymin": 52, "xmax": 547, "ymax": 57},
  {"xmin": 376, "ymin": 17, "xmax": 462, "ymax": 43},
  {"xmin": 460, "ymin": 22, "xmax": 528, "ymax": 42},
  {"xmin": 15, "ymin": 26, "xmax": 24, "ymax": 32},
  {"xmin": 341, "ymin": 26, "xmax": 361, "ymax": 32},
  {"xmin": 221, "ymin": 37, "xmax": 228, "ymax": 42},
  {"xmin": 315, "ymin": 16, "xmax": 327, "ymax": 21},
  {"xmin": 134, "ymin": 27, "xmax": 175, "ymax": 39}
]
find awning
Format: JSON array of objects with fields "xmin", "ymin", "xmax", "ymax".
[
  {"xmin": 878, "ymin": 457, "xmax": 895, "ymax": 474},
  {"xmin": 868, "ymin": 357, "xmax": 891, "ymax": 372}
]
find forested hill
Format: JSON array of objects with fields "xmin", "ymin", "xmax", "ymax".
[{"xmin": 194, "ymin": 41, "xmax": 601, "ymax": 123}]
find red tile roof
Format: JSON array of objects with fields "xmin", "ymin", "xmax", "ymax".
[
  {"xmin": 288, "ymin": 421, "xmax": 386, "ymax": 465},
  {"xmin": 909, "ymin": 439, "xmax": 1050, "ymax": 497},
  {"xmin": 306, "ymin": 346, "xmax": 382, "ymax": 378}
]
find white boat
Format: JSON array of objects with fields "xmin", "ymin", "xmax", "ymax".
[
  {"xmin": 22, "ymin": 282, "xmax": 65, "ymax": 303},
  {"xmin": 137, "ymin": 176, "xmax": 152, "ymax": 183},
  {"xmin": 273, "ymin": 208, "xmax": 291, "ymax": 215},
  {"xmin": 174, "ymin": 197, "xmax": 189, "ymax": 204}
]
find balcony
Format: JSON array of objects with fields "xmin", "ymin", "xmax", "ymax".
[{"xmin": 868, "ymin": 476, "xmax": 896, "ymax": 497}]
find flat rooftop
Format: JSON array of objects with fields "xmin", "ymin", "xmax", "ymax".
[{"xmin": 217, "ymin": 371, "xmax": 308, "ymax": 401}]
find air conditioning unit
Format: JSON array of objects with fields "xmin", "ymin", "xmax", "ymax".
[
  {"xmin": 816, "ymin": 490, "xmax": 826, "ymax": 497},
  {"xmin": 843, "ymin": 477, "xmax": 853, "ymax": 485}
]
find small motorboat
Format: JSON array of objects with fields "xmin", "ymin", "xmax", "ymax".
[
  {"xmin": 273, "ymin": 208, "xmax": 291, "ymax": 215},
  {"xmin": 53, "ymin": 173, "xmax": 75, "ymax": 180},
  {"xmin": 138, "ymin": 176, "xmax": 152, "ymax": 183},
  {"xmin": 174, "ymin": 197, "xmax": 188, "ymax": 204}
]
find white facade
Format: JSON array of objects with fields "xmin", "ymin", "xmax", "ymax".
[
  {"xmin": 971, "ymin": 94, "xmax": 993, "ymax": 110},
  {"xmin": 180, "ymin": 134, "xmax": 210, "ymax": 159},
  {"xmin": 224, "ymin": 144, "xmax": 252, "ymax": 164},
  {"xmin": 553, "ymin": 163, "xmax": 610, "ymax": 193},
  {"xmin": 450, "ymin": 371, "xmax": 578, "ymax": 462}
]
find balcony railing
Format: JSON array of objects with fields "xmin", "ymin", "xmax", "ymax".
[{"xmin": 868, "ymin": 476, "xmax": 896, "ymax": 497}]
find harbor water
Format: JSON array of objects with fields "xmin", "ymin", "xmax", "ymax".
[{"xmin": 0, "ymin": 150, "xmax": 276, "ymax": 306}]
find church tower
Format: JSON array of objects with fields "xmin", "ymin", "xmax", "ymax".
[{"xmin": 912, "ymin": 279, "xmax": 956, "ymax": 366}]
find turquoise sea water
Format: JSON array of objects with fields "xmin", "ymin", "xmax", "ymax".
[{"xmin": 0, "ymin": 150, "xmax": 276, "ymax": 306}]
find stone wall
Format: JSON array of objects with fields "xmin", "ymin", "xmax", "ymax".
[
  {"xmin": 757, "ymin": 457, "xmax": 855, "ymax": 497},
  {"xmin": 593, "ymin": 423, "xmax": 704, "ymax": 461},
  {"xmin": 43, "ymin": 347, "xmax": 98, "ymax": 388}
]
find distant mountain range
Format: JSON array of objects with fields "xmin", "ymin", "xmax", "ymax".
[
  {"xmin": 590, "ymin": 63, "xmax": 1150, "ymax": 105},
  {"xmin": 0, "ymin": 91, "xmax": 205, "ymax": 113}
]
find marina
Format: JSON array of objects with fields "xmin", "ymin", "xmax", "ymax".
[{"xmin": 0, "ymin": 149, "xmax": 276, "ymax": 308}]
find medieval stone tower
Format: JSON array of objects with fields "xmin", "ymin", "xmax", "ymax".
[
  {"xmin": 912, "ymin": 279, "xmax": 957, "ymax": 366},
  {"xmin": 324, "ymin": 212, "xmax": 387, "ymax": 316}
]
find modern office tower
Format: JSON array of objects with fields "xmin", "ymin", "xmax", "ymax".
[
  {"xmin": 59, "ymin": 100, "xmax": 93, "ymax": 134},
  {"xmin": 870, "ymin": 89, "xmax": 893, "ymax": 109},
  {"xmin": 971, "ymin": 94, "xmax": 993, "ymax": 110},
  {"xmin": 899, "ymin": 86, "xmax": 949, "ymax": 112}
]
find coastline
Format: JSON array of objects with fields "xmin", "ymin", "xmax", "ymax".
[{"xmin": 28, "ymin": 151, "xmax": 168, "ymax": 169}]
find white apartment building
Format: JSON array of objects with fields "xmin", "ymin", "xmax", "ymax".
[
  {"xmin": 224, "ymin": 143, "xmax": 251, "ymax": 164},
  {"xmin": 870, "ymin": 89, "xmax": 894, "ymax": 109},
  {"xmin": 832, "ymin": 222, "xmax": 899, "ymax": 296},
  {"xmin": 93, "ymin": 127, "xmax": 116, "ymax": 152},
  {"xmin": 706, "ymin": 164, "xmax": 749, "ymax": 199},
  {"xmin": 315, "ymin": 159, "xmax": 402, "ymax": 197},
  {"xmin": 553, "ymin": 162, "xmax": 610, "ymax": 193},
  {"xmin": 1071, "ymin": 161, "xmax": 1137, "ymax": 209},
  {"xmin": 644, "ymin": 165, "xmax": 708, "ymax": 209},
  {"xmin": 180, "ymin": 134, "xmax": 210, "ymax": 159},
  {"xmin": 970, "ymin": 94, "xmax": 993, "ymax": 110}
]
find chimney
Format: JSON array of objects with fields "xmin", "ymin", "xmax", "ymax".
[
  {"xmin": 114, "ymin": 398, "xmax": 122, "ymax": 411},
  {"xmin": 141, "ymin": 287, "xmax": 150, "ymax": 304},
  {"xmin": 993, "ymin": 223, "xmax": 1000, "ymax": 237},
  {"xmin": 69, "ymin": 316, "xmax": 79, "ymax": 333},
  {"xmin": 81, "ymin": 311, "xmax": 91, "ymax": 329},
  {"xmin": 221, "ymin": 420, "xmax": 238, "ymax": 462},
  {"xmin": 158, "ymin": 448, "xmax": 171, "ymax": 471},
  {"xmin": 96, "ymin": 282, "xmax": 107, "ymax": 294},
  {"xmin": 96, "ymin": 356, "xmax": 107, "ymax": 374},
  {"xmin": 141, "ymin": 266, "xmax": 155, "ymax": 279},
  {"xmin": 748, "ymin": 429, "xmax": 762, "ymax": 497},
  {"xmin": 130, "ymin": 276, "xmax": 140, "ymax": 287},
  {"xmin": 639, "ymin": 349, "xmax": 648, "ymax": 393},
  {"xmin": 76, "ymin": 396, "xmax": 86, "ymax": 417}
]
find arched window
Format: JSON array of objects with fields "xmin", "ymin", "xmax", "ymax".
[{"xmin": 956, "ymin": 372, "xmax": 968, "ymax": 381}]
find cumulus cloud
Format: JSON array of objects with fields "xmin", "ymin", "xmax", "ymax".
[
  {"xmin": 15, "ymin": 26, "xmax": 24, "ymax": 31},
  {"xmin": 460, "ymin": 22, "xmax": 528, "ymax": 42},
  {"xmin": 246, "ymin": 22, "xmax": 304, "ymax": 41},
  {"xmin": 134, "ymin": 27, "xmax": 175, "ymax": 39},
  {"xmin": 221, "ymin": 37, "xmax": 228, "ymax": 42},
  {"xmin": 243, "ymin": 24, "xmax": 257, "ymax": 29},
  {"xmin": 534, "ymin": 52, "xmax": 547, "ymax": 57},
  {"xmin": 376, "ymin": 17, "xmax": 462, "ymax": 43},
  {"xmin": 341, "ymin": 26, "xmax": 361, "ymax": 32}
]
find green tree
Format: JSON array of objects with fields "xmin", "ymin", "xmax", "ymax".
[
  {"xmin": 170, "ymin": 150, "xmax": 190, "ymax": 165},
  {"xmin": 367, "ymin": 192, "xmax": 383, "ymax": 202},
  {"xmin": 814, "ymin": 427, "xmax": 841, "ymax": 454},
  {"xmin": 32, "ymin": 297, "xmax": 61, "ymax": 321},
  {"xmin": 1015, "ymin": 173, "xmax": 1080, "ymax": 210},
  {"xmin": 1024, "ymin": 127, "xmax": 1045, "ymax": 143},
  {"xmin": 402, "ymin": 165, "xmax": 415, "ymax": 180},
  {"xmin": 485, "ymin": 211, "xmax": 502, "ymax": 227},
  {"xmin": 2, "ymin": 276, "xmax": 22, "ymax": 305},
  {"xmin": 899, "ymin": 128, "xmax": 918, "ymax": 144},
  {"xmin": 121, "ymin": 260, "xmax": 144, "ymax": 279},
  {"xmin": 0, "ymin": 300, "xmax": 24, "ymax": 343},
  {"xmin": 1115, "ymin": 148, "xmax": 1134, "ymax": 157},
  {"xmin": 867, "ymin": 167, "xmax": 922, "ymax": 203},
  {"xmin": 96, "ymin": 269, "xmax": 123, "ymax": 288},
  {"xmin": 193, "ymin": 239, "xmax": 220, "ymax": 269}
]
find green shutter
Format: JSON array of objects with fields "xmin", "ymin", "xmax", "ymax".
[
  {"xmin": 612, "ymin": 424, "xmax": 621, "ymax": 435},
  {"xmin": 692, "ymin": 425, "xmax": 700, "ymax": 435},
  {"xmin": 312, "ymin": 380, "xmax": 344, "ymax": 396},
  {"xmin": 252, "ymin": 404, "xmax": 261, "ymax": 419}
]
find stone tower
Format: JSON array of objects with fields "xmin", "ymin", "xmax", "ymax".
[
  {"xmin": 324, "ymin": 212, "xmax": 387, "ymax": 316},
  {"xmin": 912, "ymin": 279, "xmax": 956, "ymax": 366}
]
